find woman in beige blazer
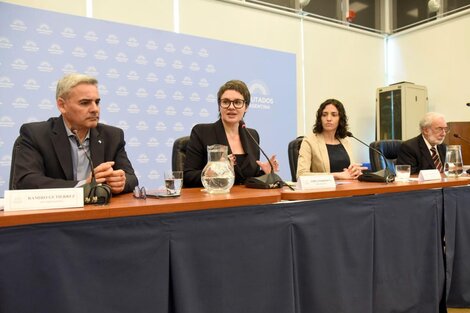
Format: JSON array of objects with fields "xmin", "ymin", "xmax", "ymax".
[{"xmin": 297, "ymin": 99, "xmax": 366, "ymax": 180}]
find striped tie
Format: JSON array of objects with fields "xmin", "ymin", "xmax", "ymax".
[{"xmin": 431, "ymin": 146, "xmax": 443, "ymax": 172}]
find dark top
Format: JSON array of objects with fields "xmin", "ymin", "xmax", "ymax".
[
  {"xmin": 183, "ymin": 119, "xmax": 263, "ymax": 187},
  {"xmin": 12, "ymin": 115, "xmax": 138, "ymax": 193},
  {"xmin": 326, "ymin": 143, "xmax": 350, "ymax": 172},
  {"xmin": 396, "ymin": 134, "xmax": 446, "ymax": 174}
]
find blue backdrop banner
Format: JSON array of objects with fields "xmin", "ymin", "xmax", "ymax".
[{"xmin": 0, "ymin": 2, "xmax": 296, "ymax": 194}]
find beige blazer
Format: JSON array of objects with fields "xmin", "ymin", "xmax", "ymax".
[{"xmin": 296, "ymin": 132, "xmax": 354, "ymax": 178}]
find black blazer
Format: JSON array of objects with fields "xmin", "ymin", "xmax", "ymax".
[
  {"xmin": 183, "ymin": 119, "xmax": 263, "ymax": 187},
  {"xmin": 396, "ymin": 134, "xmax": 446, "ymax": 174},
  {"xmin": 13, "ymin": 116, "xmax": 138, "ymax": 193}
]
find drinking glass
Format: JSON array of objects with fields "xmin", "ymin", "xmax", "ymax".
[
  {"xmin": 395, "ymin": 164, "xmax": 411, "ymax": 182},
  {"xmin": 164, "ymin": 171, "xmax": 183, "ymax": 196}
]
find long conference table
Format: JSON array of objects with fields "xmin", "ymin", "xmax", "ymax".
[{"xmin": 1, "ymin": 178, "xmax": 470, "ymax": 313}]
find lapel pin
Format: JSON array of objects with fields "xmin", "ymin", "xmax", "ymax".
[{"xmin": 98, "ymin": 140, "xmax": 102, "ymax": 144}]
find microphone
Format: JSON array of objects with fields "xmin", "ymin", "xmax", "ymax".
[
  {"xmin": 72, "ymin": 129, "xmax": 111, "ymax": 204},
  {"xmin": 466, "ymin": 103, "xmax": 470, "ymax": 107},
  {"xmin": 346, "ymin": 131, "xmax": 395, "ymax": 183},
  {"xmin": 453, "ymin": 133, "xmax": 470, "ymax": 174},
  {"xmin": 239, "ymin": 121, "xmax": 293, "ymax": 190},
  {"xmin": 453, "ymin": 133, "xmax": 470, "ymax": 145}
]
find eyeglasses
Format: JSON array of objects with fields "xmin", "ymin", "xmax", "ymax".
[
  {"xmin": 433, "ymin": 127, "xmax": 450, "ymax": 134},
  {"xmin": 133, "ymin": 186, "xmax": 146, "ymax": 199},
  {"xmin": 219, "ymin": 98, "xmax": 246, "ymax": 109}
]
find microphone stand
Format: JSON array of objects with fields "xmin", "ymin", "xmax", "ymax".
[
  {"xmin": 72, "ymin": 129, "xmax": 111, "ymax": 204},
  {"xmin": 346, "ymin": 132, "xmax": 395, "ymax": 183},
  {"xmin": 240, "ymin": 121, "xmax": 294, "ymax": 190}
]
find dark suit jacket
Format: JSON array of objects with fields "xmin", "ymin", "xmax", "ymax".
[
  {"xmin": 13, "ymin": 116, "xmax": 138, "ymax": 193},
  {"xmin": 183, "ymin": 119, "xmax": 263, "ymax": 187},
  {"xmin": 396, "ymin": 134, "xmax": 446, "ymax": 174}
]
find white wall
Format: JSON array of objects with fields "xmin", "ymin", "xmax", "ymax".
[{"xmin": 388, "ymin": 12, "xmax": 470, "ymax": 124}]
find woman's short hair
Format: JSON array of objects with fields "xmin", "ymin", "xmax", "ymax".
[
  {"xmin": 56, "ymin": 73, "xmax": 98, "ymax": 100},
  {"xmin": 313, "ymin": 98, "xmax": 349, "ymax": 138},
  {"xmin": 217, "ymin": 80, "xmax": 251, "ymax": 106}
]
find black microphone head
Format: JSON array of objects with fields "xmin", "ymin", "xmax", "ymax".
[
  {"xmin": 453, "ymin": 133, "xmax": 459, "ymax": 138},
  {"xmin": 466, "ymin": 103, "xmax": 470, "ymax": 107},
  {"xmin": 346, "ymin": 131, "xmax": 353, "ymax": 137}
]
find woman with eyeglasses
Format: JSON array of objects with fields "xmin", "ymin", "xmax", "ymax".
[
  {"xmin": 183, "ymin": 80, "xmax": 278, "ymax": 187},
  {"xmin": 296, "ymin": 98, "xmax": 367, "ymax": 180}
]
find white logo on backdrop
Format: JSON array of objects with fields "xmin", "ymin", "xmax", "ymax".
[
  {"xmin": 37, "ymin": 61, "xmax": 54, "ymax": 72},
  {"xmin": 84, "ymin": 31, "xmax": 99, "ymax": 41},
  {"xmin": 155, "ymin": 122, "xmax": 167, "ymax": 131},
  {"xmin": 72, "ymin": 47, "xmax": 87, "ymax": 58},
  {"xmin": 165, "ymin": 106, "xmax": 177, "ymax": 116},
  {"xmin": 12, "ymin": 97, "xmax": 29, "ymax": 109},
  {"xmin": 38, "ymin": 99, "xmax": 54, "ymax": 110},
  {"xmin": 189, "ymin": 62, "xmax": 200, "ymax": 71},
  {"xmin": 189, "ymin": 93, "xmax": 200, "ymax": 102},
  {"xmin": 147, "ymin": 105, "xmax": 159, "ymax": 115},
  {"xmin": 136, "ymin": 88, "xmax": 148, "ymax": 98},
  {"xmin": 11, "ymin": 59, "xmax": 28, "ymax": 70},
  {"xmin": 198, "ymin": 48, "xmax": 209, "ymax": 57},
  {"xmin": 10, "ymin": 19, "xmax": 27, "ymax": 31},
  {"xmin": 127, "ymin": 104, "xmax": 140, "ymax": 114},
  {"xmin": 107, "ymin": 103, "xmax": 121, "ymax": 113},
  {"xmin": 156, "ymin": 153, "xmax": 168, "ymax": 163},
  {"xmin": 0, "ymin": 37, "xmax": 13, "ymax": 48},
  {"xmin": 146, "ymin": 40, "xmax": 158, "ymax": 50},
  {"xmin": 106, "ymin": 34, "xmax": 119, "ymax": 45},
  {"xmin": 154, "ymin": 58, "xmax": 166, "ymax": 67},
  {"xmin": 146, "ymin": 73, "xmax": 158, "ymax": 82},
  {"xmin": 164, "ymin": 43, "xmax": 175, "ymax": 53},
  {"xmin": 0, "ymin": 77, "xmax": 14, "ymax": 88},
  {"xmin": 48, "ymin": 44, "xmax": 64, "ymax": 54},
  {"xmin": 147, "ymin": 138, "xmax": 160, "ymax": 147},
  {"xmin": 22, "ymin": 40, "xmax": 39, "ymax": 52},
  {"xmin": 115, "ymin": 52, "xmax": 128, "ymax": 63},
  {"xmin": 249, "ymin": 81, "xmax": 274, "ymax": 110},
  {"xmin": 0, "ymin": 117, "xmax": 15, "ymax": 127},
  {"xmin": 61, "ymin": 27, "xmax": 76, "ymax": 38},
  {"xmin": 126, "ymin": 37, "xmax": 139, "ymax": 47},
  {"xmin": 128, "ymin": 137, "xmax": 141, "ymax": 147},
  {"xmin": 36, "ymin": 24, "xmax": 52, "ymax": 35},
  {"xmin": 182, "ymin": 46, "xmax": 193, "ymax": 55},
  {"xmin": 155, "ymin": 90, "xmax": 167, "ymax": 99},
  {"xmin": 172, "ymin": 60, "xmax": 183, "ymax": 69}
]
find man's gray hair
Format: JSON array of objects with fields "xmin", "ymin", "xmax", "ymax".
[
  {"xmin": 56, "ymin": 73, "xmax": 98, "ymax": 100},
  {"xmin": 419, "ymin": 112, "xmax": 445, "ymax": 131}
]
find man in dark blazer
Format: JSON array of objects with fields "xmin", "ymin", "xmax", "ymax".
[
  {"xmin": 11, "ymin": 73, "xmax": 138, "ymax": 194},
  {"xmin": 396, "ymin": 112, "xmax": 448, "ymax": 174}
]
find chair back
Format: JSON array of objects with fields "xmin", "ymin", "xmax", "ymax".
[
  {"xmin": 369, "ymin": 139, "xmax": 403, "ymax": 172},
  {"xmin": 172, "ymin": 136, "xmax": 190, "ymax": 172},
  {"xmin": 9, "ymin": 136, "xmax": 21, "ymax": 190},
  {"xmin": 288, "ymin": 136, "xmax": 305, "ymax": 182}
]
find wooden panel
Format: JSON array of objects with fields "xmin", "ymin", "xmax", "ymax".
[{"xmin": 444, "ymin": 122, "xmax": 470, "ymax": 164}]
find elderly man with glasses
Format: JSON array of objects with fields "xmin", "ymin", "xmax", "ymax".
[{"xmin": 396, "ymin": 112, "xmax": 449, "ymax": 174}]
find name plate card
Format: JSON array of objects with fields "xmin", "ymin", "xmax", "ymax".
[
  {"xmin": 4, "ymin": 188, "xmax": 84, "ymax": 212},
  {"xmin": 296, "ymin": 174, "xmax": 336, "ymax": 190},
  {"xmin": 418, "ymin": 169, "xmax": 442, "ymax": 182}
]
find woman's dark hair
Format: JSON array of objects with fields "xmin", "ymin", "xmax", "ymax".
[
  {"xmin": 217, "ymin": 80, "xmax": 251, "ymax": 106},
  {"xmin": 313, "ymin": 98, "xmax": 349, "ymax": 138}
]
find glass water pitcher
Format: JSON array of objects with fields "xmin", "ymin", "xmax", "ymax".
[
  {"xmin": 444, "ymin": 145, "xmax": 463, "ymax": 177},
  {"xmin": 201, "ymin": 144, "xmax": 235, "ymax": 194}
]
